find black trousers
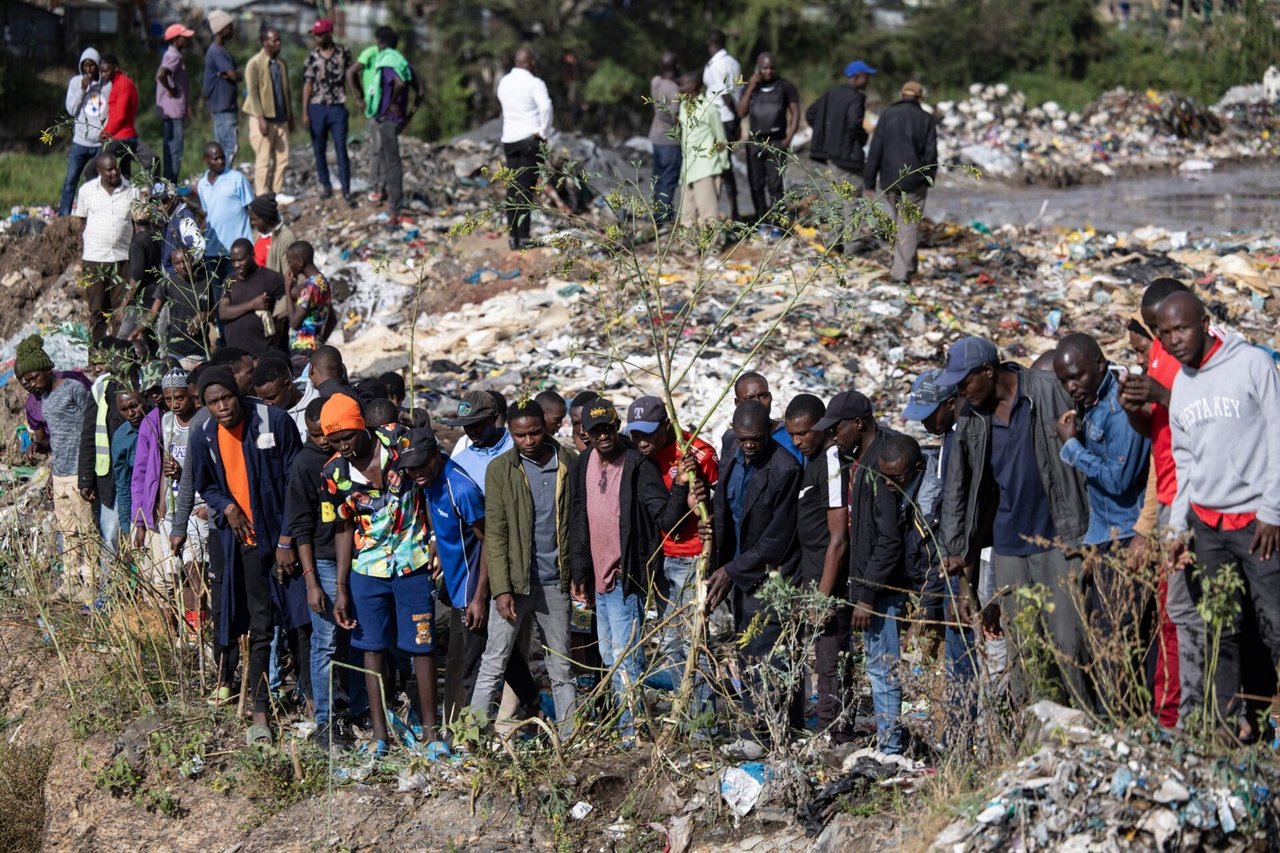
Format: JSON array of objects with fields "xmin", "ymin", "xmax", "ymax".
[
  {"xmin": 207, "ymin": 532, "xmax": 239, "ymax": 686},
  {"xmin": 503, "ymin": 136, "xmax": 542, "ymax": 241},
  {"xmin": 814, "ymin": 604, "xmax": 854, "ymax": 742},
  {"xmin": 746, "ymin": 139, "xmax": 786, "ymax": 224},
  {"xmin": 734, "ymin": 587, "xmax": 804, "ymax": 739},
  {"xmin": 237, "ymin": 543, "xmax": 275, "ymax": 715},
  {"xmin": 1188, "ymin": 516, "xmax": 1280, "ymax": 723}
]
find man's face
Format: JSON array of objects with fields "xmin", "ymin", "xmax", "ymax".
[
  {"xmin": 879, "ymin": 455, "xmax": 922, "ymax": 495},
  {"xmin": 1054, "ymin": 350, "xmax": 1105, "ymax": 407},
  {"xmin": 542, "ymin": 402, "xmax": 566, "ymax": 435},
  {"xmin": 1158, "ymin": 303, "xmax": 1210, "ymax": 368},
  {"xmin": 315, "ymin": 32, "xmax": 334, "ymax": 49},
  {"xmin": 254, "ymin": 375, "xmax": 297, "ymax": 409},
  {"xmin": 82, "ymin": 58, "xmax": 99, "ymax": 78},
  {"xmin": 734, "ymin": 378, "xmax": 772, "ymax": 414},
  {"xmin": 117, "ymin": 392, "xmax": 145, "ymax": 427},
  {"xmin": 588, "ymin": 421, "xmax": 621, "ymax": 457},
  {"xmin": 570, "ymin": 406, "xmax": 590, "ymax": 450},
  {"xmin": 305, "ymin": 418, "xmax": 330, "ymax": 450},
  {"xmin": 832, "ymin": 418, "xmax": 863, "ymax": 455},
  {"xmin": 172, "ymin": 251, "xmax": 188, "ymax": 278},
  {"xmin": 97, "ymin": 157, "xmax": 121, "ymax": 189},
  {"xmin": 631, "ymin": 420, "xmax": 674, "ymax": 459},
  {"xmin": 509, "ymin": 415, "xmax": 546, "ymax": 459},
  {"xmin": 462, "ymin": 415, "xmax": 500, "ymax": 448},
  {"xmin": 784, "ymin": 413, "xmax": 824, "ymax": 460},
  {"xmin": 230, "ymin": 244, "xmax": 255, "ymax": 280},
  {"xmin": 163, "ymin": 385, "xmax": 195, "ymax": 417},
  {"xmin": 204, "ymin": 146, "xmax": 226, "ymax": 175},
  {"xmin": 757, "ymin": 56, "xmax": 778, "ymax": 82},
  {"xmin": 733, "ymin": 421, "xmax": 770, "ymax": 464},
  {"xmin": 407, "ymin": 453, "xmax": 445, "ymax": 488},
  {"xmin": 144, "ymin": 386, "xmax": 163, "ymax": 409},
  {"xmin": 20, "ymin": 369, "xmax": 53, "ymax": 397},
  {"xmin": 1128, "ymin": 330, "xmax": 1152, "ymax": 360},
  {"xmin": 921, "ymin": 398, "xmax": 957, "ymax": 436},
  {"xmin": 100, "ymin": 61, "xmax": 118, "ymax": 81},
  {"xmin": 286, "ymin": 253, "xmax": 304, "ymax": 277},
  {"xmin": 851, "ymin": 72, "xmax": 869, "ymax": 90},
  {"xmin": 329, "ymin": 428, "xmax": 367, "ymax": 460},
  {"xmin": 958, "ymin": 365, "xmax": 998, "ymax": 412},
  {"xmin": 204, "ymin": 384, "xmax": 243, "ymax": 428},
  {"xmin": 263, "ymin": 30, "xmax": 282, "ymax": 57},
  {"xmin": 232, "ymin": 356, "xmax": 255, "ymax": 394},
  {"xmin": 174, "ymin": 35, "xmax": 189, "ymax": 50}
]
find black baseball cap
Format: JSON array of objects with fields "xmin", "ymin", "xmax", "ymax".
[
  {"xmin": 443, "ymin": 391, "xmax": 498, "ymax": 426},
  {"xmin": 581, "ymin": 399, "xmax": 620, "ymax": 432},
  {"xmin": 395, "ymin": 427, "xmax": 440, "ymax": 469},
  {"xmin": 814, "ymin": 390, "xmax": 873, "ymax": 431}
]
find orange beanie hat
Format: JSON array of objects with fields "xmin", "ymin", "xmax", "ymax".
[{"xmin": 321, "ymin": 394, "xmax": 366, "ymax": 436}]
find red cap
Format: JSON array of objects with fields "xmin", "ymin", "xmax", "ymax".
[
  {"xmin": 164, "ymin": 23, "xmax": 195, "ymax": 41},
  {"xmin": 310, "ymin": 18, "xmax": 334, "ymax": 35}
]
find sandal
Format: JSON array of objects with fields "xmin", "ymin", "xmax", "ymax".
[
  {"xmin": 246, "ymin": 724, "xmax": 273, "ymax": 746},
  {"xmin": 208, "ymin": 685, "xmax": 234, "ymax": 706}
]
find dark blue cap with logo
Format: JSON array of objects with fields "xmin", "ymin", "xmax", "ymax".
[
  {"xmin": 937, "ymin": 337, "xmax": 1000, "ymax": 387},
  {"xmin": 902, "ymin": 368, "xmax": 958, "ymax": 421}
]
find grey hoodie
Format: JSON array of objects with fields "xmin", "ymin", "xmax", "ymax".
[
  {"xmin": 65, "ymin": 47, "xmax": 111, "ymax": 148},
  {"xmin": 1169, "ymin": 332, "xmax": 1280, "ymax": 533}
]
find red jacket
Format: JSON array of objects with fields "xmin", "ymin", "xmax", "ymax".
[{"xmin": 103, "ymin": 72, "xmax": 139, "ymax": 140}]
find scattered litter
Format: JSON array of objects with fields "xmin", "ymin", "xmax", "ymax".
[
  {"xmin": 721, "ymin": 762, "xmax": 775, "ymax": 819},
  {"xmin": 569, "ymin": 801, "xmax": 593, "ymax": 820}
]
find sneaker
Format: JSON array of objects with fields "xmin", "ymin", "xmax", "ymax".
[
  {"xmin": 319, "ymin": 188, "xmax": 333, "ymax": 200},
  {"xmin": 343, "ymin": 192, "xmax": 357, "ymax": 208},
  {"xmin": 721, "ymin": 737, "xmax": 767, "ymax": 760}
]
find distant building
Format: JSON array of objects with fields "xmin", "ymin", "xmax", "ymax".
[
  {"xmin": 61, "ymin": 0, "xmax": 120, "ymax": 39},
  {"xmin": 1, "ymin": 0, "xmax": 61, "ymax": 61}
]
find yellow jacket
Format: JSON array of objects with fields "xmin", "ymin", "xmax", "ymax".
[{"xmin": 242, "ymin": 50, "xmax": 291, "ymax": 120}]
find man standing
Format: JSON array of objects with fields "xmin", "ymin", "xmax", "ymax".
[
  {"xmin": 204, "ymin": 11, "xmax": 240, "ymax": 165},
  {"xmin": 676, "ymin": 73, "xmax": 729, "ymax": 230},
  {"xmin": 725, "ymin": 372, "xmax": 802, "ymax": 464},
  {"xmin": 445, "ymin": 391, "xmax": 514, "ymax": 493},
  {"xmin": 19, "ymin": 336, "xmax": 95, "ymax": 602},
  {"xmin": 472, "ymin": 400, "xmax": 579, "ymax": 736},
  {"xmin": 705, "ymin": 400, "xmax": 803, "ymax": 758},
  {"xmin": 60, "ymin": 48, "xmax": 110, "ymax": 217},
  {"xmin": 1160, "ymin": 291, "xmax": 1280, "ymax": 734},
  {"xmin": 703, "ymin": 29, "xmax": 742, "ymax": 221},
  {"xmin": 193, "ymin": 367, "xmax": 302, "ymax": 745},
  {"xmin": 196, "ymin": 141, "xmax": 254, "ymax": 342},
  {"xmin": 156, "ymin": 23, "xmax": 194, "ymax": 182},
  {"xmin": 349, "ymin": 27, "xmax": 421, "ymax": 214},
  {"xmin": 74, "ymin": 152, "xmax": 140, "ymax": 343},
  {"xmin": 624, "ymin": 395, "xmax": 718, "ymax": 712},
  {"xmin": 243, "ymin": 27, "xmax": 292, "ymax": 195},
  {"xmin": 864, "ymin": 81, "xmax": 938, "ymax": 283},
  {"xmin": 806, "ymin": 60, "xmax": 874, "ymax": 252},
  {"xmin": 569, "ymin": 399, "xmax": 671, "ymax": 740},
  {"xmin": 302, "ymin": 19, "xmax": 355, "ymax": 205},
  {"xmin": 496, "ymin": 48, "xmax": 553, "ymax": 250},
  {"xmin": 97, "ymin": 55, "xmax": 140, "ymax": 175},
  {"xmin": 737, "ymin": 53, "xmax": 799, "ymax": 230},
  {"xmin": 937, "ymin": 336, "xmax": 1091, "ymax": 705},
  {"xmin": 649, "ymin": 53, "xmax": 681, "ymax": 226},
  {"xmin": 219, "ymin": 238, "xmax": 286, "ymax": 357}
]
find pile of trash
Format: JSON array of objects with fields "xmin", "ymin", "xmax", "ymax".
[
  {"xmin": 934, "ymin": 70, "xmax": 1279, "ymax": 185},
  {"xmin": 931, "ymin": 702, "xmax": 1280, "ymax": 851}
]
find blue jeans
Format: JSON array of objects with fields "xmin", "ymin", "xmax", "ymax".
[
  {"xmin": 161, "ymin": 117, "xmax": 184, "ymax": 183},
  {"xmin": 643, "ymin": 556, "xmax": 712, "ymax": 715},
  {"xmin": 651, "ymin": 144, "xmax": 681, "ymax": 223},
  {"xmin": 864, "ymin": 593, "xmax": 906, "ymax": 754},
  {"xmin": 211, "ymin": 111, "xmax": 238, "ymax": 165},
  {"xmin": 60, "ymin": 142, "xmax": 99, "ymax": 216},
  {"xmin": 309, "ymin": 559, "xmax": 339, "ymax": 726},
  {"xmin": 308, "ymin": 104, "xmax": 351, "ymax": 195},
  {"xmin": 596, "ymin": 585, "xmax": 645, "ymax": 736},
  {"xmin": 94, "ymin": 499, "xmax": 120, "ymax": 604}
]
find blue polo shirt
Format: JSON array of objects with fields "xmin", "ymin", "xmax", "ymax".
[
  {"xmin": 196, "ymin": 168, "xmax": 253, "ymax": 257},
  {"xmin": 989, "ymin": 378, "xmax": 1055, "ymax": 557},
  {"xmin": 423, "ymin": 457, "xmax": 486, "ymax": 609}
]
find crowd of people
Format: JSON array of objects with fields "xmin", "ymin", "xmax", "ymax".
[{"xmin": 31, "ymin": 21, "xmax": 1280, "ymax": 760}]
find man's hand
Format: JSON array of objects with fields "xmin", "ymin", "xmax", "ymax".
[
  {"xmin": 782, "ymin": 134, "xmax": 794, "ymax": 150},
  {"xmin": 224, "ymin": 504, "xmax": 254, "ymax": 545},
  {"xmin": 852, "ymin": 599, "xmax": 874, "ymax": 631},
  {"xmin": 274, "ymin": 544, "xmax": 296, "ymax": 574},
  {"xmin": 465, "ymin": 595, "xmax": 488, "ymax": 631},
  {"xmin": 82, "ymin": 75, "xmax": 91, "ymax": 92},
  {"xmin": 257, "ymin": 116, "xmax": 268, "ymax": 136},
  {"xmin": 79, "ymin": 486, "xmax": 96, "ymax": 503},
  {"xmin": 162, "ymin": 455, "xmax": 181, "ymax": 479},
  {"xmin": 250, "ymin": 293, "xmax": 271, "ymax": 312},
  {"xmin": 302, "ymin": 110, "xmax": 311, "ymax": 129},
  {"xmin": 1251, "ymin": 522, "xmax": 1280, "ymax": 562},
  {"xmin": 705, "ymin": 567, "xmax": 732, "ymax": 613},
  {"xmin": 132, "ymin": 525, "xmax": 147, "ymax": 549},
  {"xmin": 943, "ymin": 555, "xmax": 969, "ymax": 577},
  {"xmin": 1127, "ymin": 535, "xmax": 1151, "ymax": 572},
  {"xmin": 334, "ymin": 586, "xmax": 357, "ymax": 629},
  {"xmin": 494, "ymin": 592, "xmax": 517, "ymax": 624},
  {"xmin": 980, "ymin": 602, "xmax": 1004, "ymax": 639},
  {"xmin": 747, "ymin": 72, "xmax": 761, "ymax": 88},
  {"xmin": 354, "ymin": 97, "xmax": 366, "ymax": 114},
  {"xmin": 170, "ymin": 535, "xmax": 186, "ymax": 556},
  {"xmin": 571, "ymin": 581, "xmax": 592, "ymax": 606},
  {"xmin": 305, "ymin": 575, "xmax": 327, "ymax": 615},
  {"xmin": 1056, "ymin": 410, "xmax": 1080, "ymax": 444},
  {"xmin": 194, "ymin": 506, "xmax": 209, "ymax": 520}
]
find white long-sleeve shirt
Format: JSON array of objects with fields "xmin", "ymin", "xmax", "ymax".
[
  {"xmin": 703, "ymin": 49, "xmax": 742, "ymax": 123},
  {"xmin": 497, "ymin": 67, "xmax": 553, "ymax": 144}
]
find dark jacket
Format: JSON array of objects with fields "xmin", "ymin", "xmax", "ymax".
[
  {"xmin": 192, "ymin": 398, "xmax": 304, "ymax": 643},
  {"xmin": 569, "ymin": 446, "xmax": 676, "ymax": 600},
  {"xmin": 806, "ymin": 85, "xmax": 868, "ymax": 172},
  {"xmin": 486, "ymin": 439, "xmax": 576, "ymax": 597},
  {"xmin": 711, "ymin": 438, "xmax": 802, "ymax": 592},
  {"xmin": 900, "ymin": 460, "xmax": 942, "ymax": 595},
  {"xmin": 940, "ymin": 364, "xmax": 1089, "ymax": 560},
  {"xmin": 284, "ymin": 440, "xmax": 338, "ymax": 563},
  {"xmin": 847, "ymin": 426, "xmax": 907, "ymax": 604},
  {"xmin": 78, "ymin": 375, "xmax": 126, "ymax": 508},
  {"xmin": 863, "ymin": 99, "xmax": 938, "ymax": 193}
]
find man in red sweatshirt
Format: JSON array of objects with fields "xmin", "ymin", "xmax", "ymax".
[{"xmin": 98, "ymin": 54, "xmax": 141, "ymax": 177}]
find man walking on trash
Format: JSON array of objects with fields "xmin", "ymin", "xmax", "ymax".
[{"xmin": 864, "ymin": 80, "xmax": 938, "ymax": 283}]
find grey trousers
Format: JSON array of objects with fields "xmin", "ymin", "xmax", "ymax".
[
  {"xmin": 470, "ymin": 582, "xmax": 578, "ymax": 738},
  {"xmin": 888, "ymin": 187, "xmax": 927, "ymax": 282},
  {"xmin": 372, "ymin": 119, "xmax": 403, "ymax": 210},
  {"xmin": 1157, "ymin": 503, "xmax": 1206, "ymax": 725},
  {"xmin": 993, "ymin": 548, "xmax": 1091, "ymax": 707}
]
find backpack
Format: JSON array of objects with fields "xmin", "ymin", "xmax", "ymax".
[{"xmin": 749, "ymin": 81, "xmax": 790, "ymax": 138}]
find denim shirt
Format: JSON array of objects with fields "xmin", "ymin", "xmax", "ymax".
[{"xmin": 1059, "ymin": 370, "xmax": 1150, "ymax": 545}]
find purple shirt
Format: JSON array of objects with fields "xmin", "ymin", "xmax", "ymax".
[
  {"xmin": 374, "ymin": 64, "xmax": 415, "ymax": 125},
  {"xmin": 157, "ymin": 45, "xmax": 189, "ymax": 119},
  {"xmin": 25, "ymin": 370, "xmax": 91, "ymax": 432}
]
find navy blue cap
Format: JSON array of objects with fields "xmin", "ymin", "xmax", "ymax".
[
  {"xmin": 623, "ymin": 395, "xmax": 667, "ymax": 434},
  {"xmin": 937, "ymin": 337, "xmax": 1000, "ymax": 386},
  {"xmin": 902, "ymin": 368, "xmax": 958, "ymax": 421},
  {"xmin": 844, "ymin": 60, "xmax": 877, "ymax": 77}
]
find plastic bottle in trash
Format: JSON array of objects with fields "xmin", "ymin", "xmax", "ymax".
[
  {"xmin": 1043, "ymin": 309, "xmax": 1063, "ymax": 336},
  {"xmin": 16, "ymin": 424, "xmax": 31, "ymax": 455}
]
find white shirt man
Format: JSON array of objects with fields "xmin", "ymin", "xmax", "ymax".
[
  {"xmin": 497, "ymin": 66, "xmax": 553, "ymax": 144},
  {"xmin": 703, "ymin": 48, "xmax": 742, "ymax": 124},
  {"xmin": 74, "ymin": 175, "xmax": 139, "ymax": 263}
]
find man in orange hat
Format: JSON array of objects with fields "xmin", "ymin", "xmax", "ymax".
[{"xmin": 157, "ymin": 22, "xmax": 195, "ymax": 182}]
